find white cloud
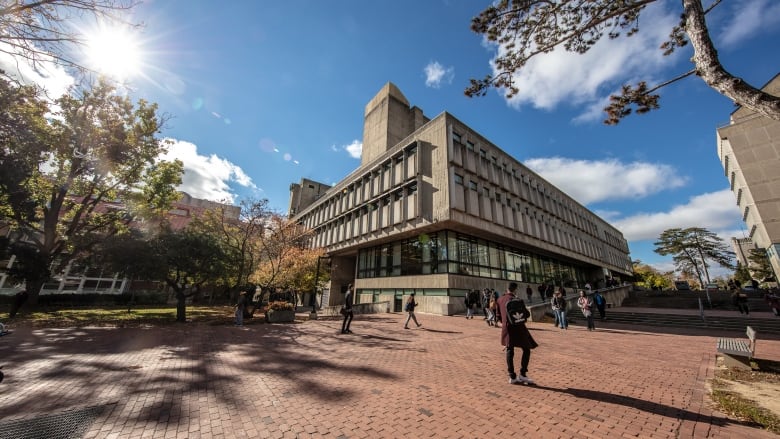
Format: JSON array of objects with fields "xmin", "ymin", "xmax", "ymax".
[
  {"xmin": 486, "ymin": 3, "xmax": 679, "ymax": 120},
  {"xmin": 424, "ymin": 61, "xmax": 454, "ymax": 89},
  {"xmin": 524, "ymin": 157, "xmax": 687, "ymax": 204},
  {"xmin": 718, "ymin": 0, "xmax": 780, "ymax": 47},
  {"xmin": 160, "ymin": 138, "xmax": 257, "ymax": 203},
  {"xmin": 342, "ymin": 140, "xmax": 362, "ymax": 159},
  {"xmin": 612, "ymin": 190, "xmax": 742, "ymax": 241},
  {"xmin": 0, "ymin": 42, "xmax": 74, "ymax": 99}
]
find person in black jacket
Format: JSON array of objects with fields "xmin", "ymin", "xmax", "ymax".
[
  {"xmin": 341, "ymin": 284, "xmax": 354, "ymax": 334},
  {"xmin": 496, "ymin": 282, "xmax": 538, "ymax": 385},
  {"xmin": 403, "ymin": 293, "xmax": 422, "ymax": 329}
]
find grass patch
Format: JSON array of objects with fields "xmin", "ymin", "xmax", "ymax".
[
  {"xmin": 4, "ymin": 305, "xmax": 252, "ymax": 327},
  {"xmin": 710, "ymin": 358, "xmax": 780, "ymax": 434}
]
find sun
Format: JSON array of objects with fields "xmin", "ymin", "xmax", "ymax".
[{"xmin": 84, "ymin": 24, "xmax": 143, "ymax": 79}]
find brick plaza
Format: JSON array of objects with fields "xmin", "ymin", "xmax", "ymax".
[{"xmin": 1, "ymin": 312, "xmax": 779, "ymax": 438}]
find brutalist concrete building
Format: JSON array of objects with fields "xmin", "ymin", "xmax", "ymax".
[
  {"xmin": 717, "ymin": 73, "xmax": 780, "ymax": 281},
  {"xmin": 289, "ymin": 83, "xmax": 632, "ymax": 314}
]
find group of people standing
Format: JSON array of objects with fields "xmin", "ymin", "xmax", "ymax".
[
  {"xmin": 335, "ymin": 280, "xmax": 612, "ymax": 387},
  {"xmin": 463, "ymin": 288, "xmax": 503, "ymax": 327}
]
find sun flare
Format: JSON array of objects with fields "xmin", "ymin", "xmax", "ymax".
[{"xmin": 84, "ymin": 24, "xmax": 143, "ymax": 79}]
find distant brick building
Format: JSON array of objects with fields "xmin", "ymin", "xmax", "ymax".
[{"xmin": 0, "ymin": 192, "xmax": 239, "ymax": 294}]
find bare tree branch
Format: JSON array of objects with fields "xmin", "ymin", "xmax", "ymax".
[{"xmin": 468, "ymin": 0, "xmax": 780, "ymax": 123}]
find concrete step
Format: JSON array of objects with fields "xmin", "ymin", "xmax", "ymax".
[{"xmin": 565, "ymin": 309, "xmax": 780, "ymax": 334}]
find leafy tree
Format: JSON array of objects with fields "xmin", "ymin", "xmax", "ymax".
[
  {"xmin": 747, "ymin": 248, "xmax": 775, "ymax": 283},
  {"xmin": 733, "ymin": 261, "xmax": 753, "ymax": 286},
  {"xmin": 467, "ymin": 0, "xmax": 780, "ymax": 124},
  {"xmin": 654, "ymin": 227, "xmax": 734, "ymax": 287},
  {"xmin": 152, "ymin": 230, "xmax": 227, "ymax": 322},
  {"xmin": 0, "ymin": 0, "xmax": 139, "ymax": 76},
  {"xmin": 252, "ymin": 215, "xmax": 314, "ymax": 293},
  {"xmin": 91, "ymin": 232, "xmax": 162, "ymax": 309},
  {"xmin": 632, "ymin": 259, "xmax": 671, "ymax": 290},
  {"xmin": 0, "ymin": 78, "xmax": 182, "ymax": 305},
  {"xmin": 189, "ymin": 198, "xmax": 271, "ymax": 302},
  {"xmin": 271, "ymin": 246, "xmax": 326, "ymax": 294}
]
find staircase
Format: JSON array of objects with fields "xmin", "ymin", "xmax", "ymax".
[{"xmin": 566, "ymin": 308, "xmax": 780, "ymax": 334}]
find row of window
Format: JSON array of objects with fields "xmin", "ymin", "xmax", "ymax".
[
  {"xmin": 298, "ymin": 143, "xmax": 418, "ymax": 232},
  {"xmin": 356, "ymin": 230, "xmax": 590, "ymax": 286},
  {"xmin": 307, "ymin": 183, "xmax": 419, "ymax": 249},
  {"xmin": 451, "ymin": 128, "xmax": 607, "ymax": 241}
]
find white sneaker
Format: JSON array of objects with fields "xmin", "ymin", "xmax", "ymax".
[{"xmin": 518, "ymin": 375, "xmax": 535, "ymax": 385}]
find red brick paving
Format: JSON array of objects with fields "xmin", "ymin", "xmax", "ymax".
[{"xmin": 1, "ymin": 313, "xmax": 779, "ymax": 438}]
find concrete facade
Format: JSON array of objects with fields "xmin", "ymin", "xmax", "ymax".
[
  {"xmin": 288, "ymin": 178, "xmax": 332, "ymax": 217},
  {"xmin": 290, "ymin": 83, "xmax": 632, "ymax": 315},
  {"xmin": 717, "ymin": 74, "xmax": 780, "ymax": 279}
]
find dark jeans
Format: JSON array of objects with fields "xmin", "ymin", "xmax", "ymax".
[
  {"xmin": 341, "ymin": 311, "xmax": 353, "ymax": 332},
  {"xmin": 597, "ymin": 304, "xmax": 606, "ymax": 319},
  {"xmin": 585, "ymin": 314, "xmax": 595, "ymax": 330},
  {"xmin": 506, "ymin": 345, "xmax": 531, "ymax": 378}
]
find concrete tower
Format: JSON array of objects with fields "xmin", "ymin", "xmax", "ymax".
[{"xmin": 361, "ymin": 82, "xmax": 428, "ymax": 166}]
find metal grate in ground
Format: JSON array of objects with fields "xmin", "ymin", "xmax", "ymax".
[{"xmin": 0, "ymin": 403, "xmax": 113, "ymax": 439}]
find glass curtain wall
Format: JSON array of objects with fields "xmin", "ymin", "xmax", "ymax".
[{"xmin": 356, "ymin": 230, "xmax": 587, "ymax": 286}]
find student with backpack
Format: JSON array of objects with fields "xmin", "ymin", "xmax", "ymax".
[
  {"xmin": 593, "ymin": 291, "xmax": 607, "ymax": 320},
  {"xmin": 403, "ymin": 293, "xmax": 422, "ymax": 329},
  {"xmin": 495, "ymin": 282, "xmax": 538, "ymax": 385}
]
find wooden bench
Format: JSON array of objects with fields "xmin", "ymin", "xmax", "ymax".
[{"xmin": 717, "ymin": 326, "xmax": 757, "ymax": 370}]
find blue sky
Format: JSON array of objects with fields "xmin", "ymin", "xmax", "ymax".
[{"xmin": 3, "ymin": 0, "xmax": 780, "ymax": 276}]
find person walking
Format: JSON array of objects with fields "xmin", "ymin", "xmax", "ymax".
[
  {"xmin": 593, "ymin": 290, "xmax": 607, "ymax": 320},
  {"xmin": 551, "ymin": 289, "xmax": 568, "ymax": 330},
  {"xmin": 235, "ymin": 290, "xmax": 247, "ymax": 326},
  {"xmin": 731, "ymin": 290, "xmax": 750, "ymax": 315},
  {"xmin": 404, "ymin": 293, "xmax": 422, "ymax": 329},
  {"xmin": 481, "ymin": 289, "xmax": 491, "ymax": 320},
  {"xmin": 465, "ymin": 290, "xmax": 476, "ymax": 319},
  {"xmin": 577, "ymin": 290, "xmax": 595, "ymax": 331},
  {"xmin": 486, "ymin": 294, "xmax": 498, "ymax": 327},
  {"xmin": 526, "ymin": 285, "xmax": 533, "ymax": 304},
  {"xmin": 496, "ymin": 282, "xmax": 538, "ymax": 385},
  {"xmin": 341, "ymin": 283, "xmax": 354, "ymax": 334},
  {"xmin": 537, "ymin": 283, "xmax": 547, "ymax": 303}
]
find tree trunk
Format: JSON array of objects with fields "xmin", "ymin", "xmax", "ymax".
[
  {"xmin": 24, "ymin": 279, "xmax": 44, "ymax": 307},
  {"xmin": 176, "ymin": 290, "xmax": 187, "ymax": 322},
  {"xmin": 684, "ymin": 0, "xmax": 780, "ymax": 120}
]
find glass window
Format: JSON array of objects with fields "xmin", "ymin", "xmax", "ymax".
[
  {"xmin": 466, "ymin": 141, "xmax": 475, "ymax": 151},
  {"xmin": 453, "ymin": 132, "xmax": 462, "ymax": 144},
  {"xmin": 454, "ymin": 174, "xmax": 464, "ymax": 185},
  {"xmin": 355, "ymin": 230, "xmax": 589, "ymax": 284},
  {"xmin": 469, "ymin": 181, "xmax": 478, "ymax": 191}
]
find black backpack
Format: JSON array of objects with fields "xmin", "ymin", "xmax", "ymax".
[{"xmin": 505, "ymin": 297, "xmax": 527, "ymax": 325}]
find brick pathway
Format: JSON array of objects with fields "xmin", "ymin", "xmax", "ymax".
[{"xmin": 1, "ymin": 313, "xmax": 779, "ymax": 438}]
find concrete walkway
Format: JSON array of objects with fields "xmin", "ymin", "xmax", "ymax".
[{"xmin": 1, "ymin": 312, "xmax": 779, "ymax": 438}]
